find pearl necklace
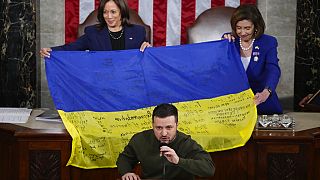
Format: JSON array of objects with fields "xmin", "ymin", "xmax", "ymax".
[
  {"xmin": 108, "ymin": 29, "xmax": 124, "ymax": 40},
  {"xmin": 240, "ymin": 38, "xmax": 255, "ymax": 51}
]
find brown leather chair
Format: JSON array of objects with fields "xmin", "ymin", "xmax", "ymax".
[
  {"xmin": 77, "ymin": 9, "xmax": 151, "ymax": 43},
  {"xmin": 187, "ymin": 7, "xmax": 235, "ymax": 44}
]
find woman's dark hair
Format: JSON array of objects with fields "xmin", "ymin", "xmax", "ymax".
[
  {"xmin": 152, "ymin": 104, "xmax": 178, "ymax": 123},
  {"xmin": 230, "ymin": 4, "xmax": 265, "ymax": 39},
  {"xmin": 97, "ymin": 0, "xmax": 130, "ymax": 28}
]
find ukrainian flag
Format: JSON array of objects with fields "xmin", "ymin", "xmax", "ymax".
[{"xmin": 46, "ymin": 40, "xmax": 257, "ymax": 169}]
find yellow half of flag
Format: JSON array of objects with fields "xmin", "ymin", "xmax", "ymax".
[{"xmin": 59, "ymin": 89, "xmax": 257, "ymax": 169}]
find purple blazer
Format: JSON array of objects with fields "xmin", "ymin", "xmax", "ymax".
[
  {"xmin": 51, "ymin": 24, "xmax": 146, "ymax": 51},
  {"xmin": 235, "ymin": 34, "xmax": 283, "ymax": 115}
]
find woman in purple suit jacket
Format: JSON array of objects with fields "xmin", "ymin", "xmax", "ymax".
[
  {"xmin": 40, "ymin": 0, "xmax": 150, "ymax": 58},
  {"xmin": 224, "ymin": 4, "xmax": 282, "ymax": 115}
]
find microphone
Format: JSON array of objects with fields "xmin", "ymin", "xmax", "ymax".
[
  {"xmin": 159, "ymin": 142, "xmax": 169, "ymax": 157},
  {"xmin": 159, "ymin": 142, "xmax": 169, "ymax": 149}
]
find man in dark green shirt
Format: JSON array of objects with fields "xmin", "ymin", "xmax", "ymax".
[{"xmin": 116, "ymin": 103, "xmax": 215, "ymax": 180}]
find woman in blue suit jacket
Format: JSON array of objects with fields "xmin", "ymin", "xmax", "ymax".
[
  {"xmin": 225, "ymin": 4, "xmax": 282, "ymax": 115},
  {"xmin": 40, "ymin": 0, "xmax": 150, "ymax": 57}
]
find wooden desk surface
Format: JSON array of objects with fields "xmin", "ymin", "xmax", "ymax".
[
  {"xmin": 1, "ymin": 111, "xmax": 319, "ymax": 145},
  {"xmin": 15, "ymin": 109, "xmax": 66, "ymax": 129},
  {"xmin": 252, "ymin": 112, "xmax": 320, "ymax": 140},
  {"xmin": 6, "ymin": 110, "xmax": 320, "ymax": 130},
  {"xmin": 4, "ymin": 110, "xmax": 319, "ymax": 136}
]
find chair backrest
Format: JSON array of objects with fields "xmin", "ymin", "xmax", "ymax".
[
  {"xmin": 187, "ymin": 7, "xmax": 235, "ymax": 44},
  {"xmin": 77, "ymin": 9, "xmax": 151, "ymax": 43}
]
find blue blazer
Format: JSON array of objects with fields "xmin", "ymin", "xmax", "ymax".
[
  {"xmin": 235, "ymin": 34, "xmax": 282, "ymax": 114},
  {"xmin": 52, "ymin": 24, "xmax": 146, "ymax": 51}
]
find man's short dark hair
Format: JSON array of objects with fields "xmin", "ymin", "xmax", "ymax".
[{"xmin": 152, "ymin": 103, "xmax": 178, "ymax": 123}]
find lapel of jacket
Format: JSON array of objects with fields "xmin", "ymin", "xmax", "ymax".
[
  {"xmin": 124, "ymin": 26, "xmax": 134, "ymax": 49},
  {"xmin": 247, "ymin": 38, "xmax": 261, "ymax": 72},
  {"xmin": 98, "ymin": 27, "xmax": 112, "ymax": 51}
]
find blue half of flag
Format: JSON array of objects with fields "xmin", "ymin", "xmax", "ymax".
[{"xmin": 46, "ymin": 40, "xmax": 249, "ymax": 112}]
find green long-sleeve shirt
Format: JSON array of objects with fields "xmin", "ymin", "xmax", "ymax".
[{"xmin": 116, "ymin": 130, "xmax": 215, "ymax": 179}]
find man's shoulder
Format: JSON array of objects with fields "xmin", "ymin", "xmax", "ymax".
[
  {"xmin": 175, "ymin": 131, "xmax": 204, "ymax": 150},
  {"xmin": 176, "ymin": 131, "xmax": 192, "ymax": 141},
  {"xmin": 132, "ymin": 129, "xmax": 153, "ymax": 139}
]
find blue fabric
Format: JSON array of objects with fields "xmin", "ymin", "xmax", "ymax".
[
  {"xmin": 46, "ymin": 40, "xmax": 250, "ymax": 112},
  {"xmin": 51, "ymin": 24, "xmax": 146, "ymax": 51},
  {"xmin": 235, "ymin": 34, "xmax": 282, "ymax": 114}
]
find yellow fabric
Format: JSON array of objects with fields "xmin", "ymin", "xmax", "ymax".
[{"xmin": 59, "ymin": 89, "xmax": 257, "ymax": 169}]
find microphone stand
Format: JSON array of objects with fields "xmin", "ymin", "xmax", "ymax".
[
  {"xmin": 159, "ymin": 142, "xmax": 168, "ymax": 180},
  {"xmin": 162, "ymin": 156, "xmax": 166, "ymax": 180}
]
